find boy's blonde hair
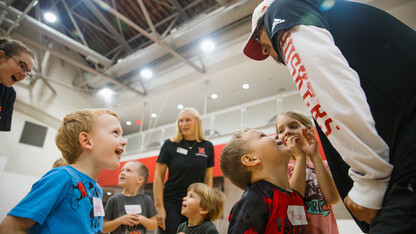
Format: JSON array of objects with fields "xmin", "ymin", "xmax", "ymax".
[
  {"xmin": 188, "ymin": 183, "xmax": 225, "ymax": 221},
  {"xmin": 276, "ymin": 111, "xmax": 313, "ymax": 132},
  {"xmin": 171, "ymin": 107, "xmax": 207, "ymax": 143},
  {"xmin": 220, "ymin": 129, "xmax": 253, "ymax": 190},
  {"xmin": 52, "ymin": 157, "xmax": 68, "ymax": 168},
  {"xmin": 55, "ymin": 109, "xmax": 120, "ymax": 164},
  {"xmin": 128, "ymin": 161, "xmax": 150, "ymax": 189}
]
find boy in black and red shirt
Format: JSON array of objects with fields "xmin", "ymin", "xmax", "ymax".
[{"xmin": 221, "ymin": 128, "xmax": 309, "ymax": 233}]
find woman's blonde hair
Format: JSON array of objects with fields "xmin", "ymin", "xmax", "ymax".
[
  {"xmin": 171, "ymin": 107, "xmax": 207, "ymax": 143},
  {"xmin": 55, "ymin": 109, "xmax": 119, "ymax": 164},
  {"xmin": 188, "ymin": 183, "xmax": 225, "ymax": 221}
]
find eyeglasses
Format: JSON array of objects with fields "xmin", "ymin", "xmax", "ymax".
[{"xmin": 7, "ymin": 54, "xmax": 32, "ymax": 78}]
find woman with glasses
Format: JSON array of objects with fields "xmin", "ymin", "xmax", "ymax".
[{"xmin": 0, "ymin": 37, "xmax": 34, "ymax": 131}]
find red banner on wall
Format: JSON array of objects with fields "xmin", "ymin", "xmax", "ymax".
[{"xmin": 98, "ymin": 129, "xmax": 325, "ymax": 187}]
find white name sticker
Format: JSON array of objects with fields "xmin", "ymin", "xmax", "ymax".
[
  {"xmin": 93, "ymin": 197, "xmax": 105, "ymax": 217},
  {"xmin": 125, "ymin": 205, "xmax": 142, "ymax": 214},
  {"xmin": 287, "ymin": 205, "xmax": 308, "ymax": 226},
  {"xmin": 177, "ymin": 147, "xmax": 188, "ymax": 155}
]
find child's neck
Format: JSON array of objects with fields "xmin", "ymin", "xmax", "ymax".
[
  {"xmin": 121, "ymin": 186, "xmax": 141, "ymax": 197},
  {"xmin": 253, "ymin": 166, "xmax": 292, "ymax": 191},
  {"xmin": 70, "ymin": 160, "xmax": 101, "ymax": 181},
  {"xmin": 187, "ymin": 215, "xmax": 205, "ymax": 227}
]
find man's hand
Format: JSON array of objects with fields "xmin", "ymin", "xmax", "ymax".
[{"xmin": 344, "ymin": 195, "xmax": 379, "ymax": 224}]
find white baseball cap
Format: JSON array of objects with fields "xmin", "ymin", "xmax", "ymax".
[{"xmin": 243, "ymin": 0, "xmax": 274, "ymax": 61}]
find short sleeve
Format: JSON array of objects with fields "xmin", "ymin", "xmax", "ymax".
[
  {"xmin": 157, "ymin": 139, "xmax": 171, "ymax": 165},
  {"xmin": 228, "ymin": 191, "xmax": 268, "ymax": 234},
  {"xmin": 145, "ymin": 195, "xmax": 157, "ymax": 218},
  {"xmin": 8, "ymin": 168, "xmax": 71, "ymax": 225},
  {"xmin": 206, "ymin": 141, "xmax": 215, "ymax": 168},
  {"xmin": 0, "ymin": 87, "xmax": 16, "ymax": 131},
  {"xmin": 104, "ymin": 195, "xmax": 116, "ymax": 220}
]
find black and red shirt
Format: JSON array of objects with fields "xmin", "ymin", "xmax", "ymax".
[{"xmin": 228, "ymin": 180, "xmax": 307, "ymax": 234}]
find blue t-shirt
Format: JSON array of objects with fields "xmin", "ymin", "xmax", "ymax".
[{"xmin": 8, "ymin": 166, "xmax": 104, "ymax": 234}]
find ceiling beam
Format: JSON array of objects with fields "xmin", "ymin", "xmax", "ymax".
[
  {"xmin": 170, "ymin": 0, "xmax": 190, "ymax": 21},
  {"xmin": 61, "ymin": 0, "xmax": 88, "ymax": 47},
  {"xmin": 0, "ymin": 1, "xmax": 113, "ymax": 67},
  {"xmin": 92, "ymin": 0, "xmax": 205, "ymax": 74},
  {"xmin": 137, "ymin": 0, "xmax": 158, "ymax": 38},
  {"xmin": 83, "ymin": 0, "xmax": 132, "ymax": 52},
  {"xmin": 13, "ymin": 33, "xmax": 147, "ymax": 96}
]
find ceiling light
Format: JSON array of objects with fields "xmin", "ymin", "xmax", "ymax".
[
  {"xmin": 98, "ymin": 88, "xmax": 113, "ymax": 97},
  {"xmin": 201, "ymin": 40, "xmax": 215, "ymax": 52},
  {"xmin": 44, "ymin": 12, "xmax": 57, "ymax": 23},
  {"xmin": 243, "ymin": 83, "xmax": 250, "ymax": 89},
  {"xmin": 177, "ymin": 104, "xmax": 184, "ymax": 110},
  {"xmin": 210, "ymin": 93, "xmax": 218, "ymax": 99},
  {"xmin": 106, "ymin": 192, "xmax": 112, "ymax": 196},
  {"xmin": 151, "ymin": 113, "xmax": 157, "ymax": 118},
  {"xmin": 126, "ymin": 121, "xmax": 132, "ymax": 126},
  {"xmin": 140, "ymin": 69, "xmax": 152, "ymax": 79}
]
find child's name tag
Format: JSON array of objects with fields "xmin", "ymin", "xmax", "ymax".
[
  {"xmin": 93, "ymin": 197, "xmax": 105, "ymax": 217},
  {"xmin": 287, "ymin": 205, "xmax": 308, "ymax": 226},
  {"xmin": 125, "ymin": 205, "xmax": 142, "ymax": 214},
  {"xmin": 177, "ymin": 147, "xmax": 188, "ymax": 155}
]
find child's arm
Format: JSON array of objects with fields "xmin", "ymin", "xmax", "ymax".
[
  {"xmin": 137, "ymin": 215, "xmax": 158, "ymax": 231},
  {"xmin": 304, "ymin": 130, "xmax": 340, "ymax": 204},
  {"xmin": 0, "ymin": 215, "xmax": 36, "ymax": 233},
  {"xmin": 286, "ymin": 135, "xmax": 307, "ymax": 195},
  {"xmin": 103, "ymin": 214, "xmax": 141, "ymax": 233}
]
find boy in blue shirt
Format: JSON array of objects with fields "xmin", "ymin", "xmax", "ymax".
[{"xmin": 0, "ymin": 108, "xmax": 126, "ymax": 233}]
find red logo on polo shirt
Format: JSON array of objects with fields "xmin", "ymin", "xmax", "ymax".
[{"xmin": 198, "ymin": 147, "xmax": 205, "ymax": 154}]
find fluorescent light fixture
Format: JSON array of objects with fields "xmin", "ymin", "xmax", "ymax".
[
  {"xmin": 126, "ymin": 121, "xmax": 132, "ymax": 126},
  {"xmin": 243, "ymin": 83, "xmax": 250, "ymax": 89},
  {"xmin": 177, "ymin": 104, "xmax": 184, "ymax": 109},
  {"xmin": 44, "ymin": 12, "xmax": 57, "ymax": 23},
  {"xmin": 201, "ymin": 40, "xmax": 215, "ymax": 52},
  {"xmin": 140, "ymin": 69, "xmax": 152, "ymax": 79},
  {"xmin": 210, "ymin": 93, "xmax": 218, "ymax": 99}
]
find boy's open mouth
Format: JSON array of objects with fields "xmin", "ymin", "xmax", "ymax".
[
  {"xmin": 115, "ymin": 149, "xmax": 123, "ymax": 155},
  {"xmin": 12, "ymin": 75, "xmax": 18, "ymax": 82}
]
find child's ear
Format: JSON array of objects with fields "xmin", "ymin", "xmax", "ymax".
[
  {"xmin": 241, "ymin": 154, "xmax": 260, "ymax": 167},
  {"xmin": 200, "ymin": 209, "xmax": 209, "ymax": 215},
  {"xmin": 79, "ymin": 132, "xmax": 92, "ymax": 150},
  {"xmin": 137, "ymin": 176, "xmax": 145, "ymax": 184}
]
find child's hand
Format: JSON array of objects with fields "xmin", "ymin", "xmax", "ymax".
[
  {"xmin": 118, "ymin": 213, "xmax": 140, "ymax": 226},
  {"xmin": 302, "ymin": 128, "xmax": 319, "ymax": 158},
  {"xmin": 285, "ymin": 135, "xmax": 305, "ymax": 159}
]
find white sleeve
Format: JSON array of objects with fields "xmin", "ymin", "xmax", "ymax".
[{"xmin": 276, "ymin": 25, "xmax": 392, "ymax": 209}]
